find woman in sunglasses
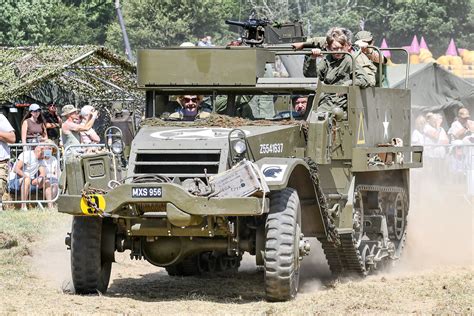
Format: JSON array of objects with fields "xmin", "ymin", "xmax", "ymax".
[
  {"xmin": 169, "ymin": 95, "xmax": 210, "ymax": 121},
  {"xmin": 21, "ymin": 103, "xmax": 48, "ymax": 144}
]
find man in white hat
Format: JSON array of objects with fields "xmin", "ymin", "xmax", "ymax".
[
  {"xmin": 61, "ymin": 104, "xmax": 98, "ymax": 150},
  {"xmin": 0, "ymin": 112, "xmax": 15, "ymax": 209}
]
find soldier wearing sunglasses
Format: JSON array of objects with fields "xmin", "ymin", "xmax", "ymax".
[{"xmin": 169, "ymin": 95, "xmax": 211, "ymax": 121}]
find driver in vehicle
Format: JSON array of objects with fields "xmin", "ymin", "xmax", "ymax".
[
  {"xmin": 273, "ymin": 95, "xmax": 309, "ymax": 120},
  {"xmin": 293, "ymin": 95, "xmax": 308, "ymax": 115},
  {"xmin": 169, "ymin": 95, "xmax": 211, "ymax": 121}
]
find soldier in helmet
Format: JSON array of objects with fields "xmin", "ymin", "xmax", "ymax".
[{"xmin": 354, "ymin": 30, "xmax": 388, "ymax": 86}]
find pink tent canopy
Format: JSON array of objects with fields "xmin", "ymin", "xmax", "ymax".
[
  {"xmin": 410, "ymin": 35, "xmax": 420, "ymax": 54},
  {"xmin": 380, "ymin": 38, "xmax": 391, "ymax": 58},
  {"xmin": 419, "ymin": 36, "xmax": 429, "ymax": 50},
  {"xmin": 445, "ymin": 38, "xmax": 458, "ymax": 56}
]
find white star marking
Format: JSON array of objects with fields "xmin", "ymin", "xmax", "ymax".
[{"xmin": 383, "ymin": 112, "xmax": 389, "ymax": 140}]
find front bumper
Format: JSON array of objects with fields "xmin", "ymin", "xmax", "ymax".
[{"xmin": 58, "ymin": 182, "xmax": 267, "ymax": 217}]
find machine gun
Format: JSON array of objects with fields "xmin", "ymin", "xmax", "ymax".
[{"xmin": 225, "ymin": 18, "xmax": 270, "ymax": 47}]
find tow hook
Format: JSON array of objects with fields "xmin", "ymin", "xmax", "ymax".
[{"xmin": 65, "ymin": 232, "xmax": 71, "ymax": 250}]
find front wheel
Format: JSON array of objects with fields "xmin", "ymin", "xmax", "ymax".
[
  {"xmin": 264, "ymin": 188, "xmax": 302, "ymax": 301},
  {"xmin": 71, "ymin": 216, "xmax": 112, "ymax": 294}
]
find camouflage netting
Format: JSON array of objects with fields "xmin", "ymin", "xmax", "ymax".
[
  {"xmin": 0, "ymin": 45, "xmax": 143, "ymax": 111},
  {"xmin": 142, "ymin": 113, "xmax": 308, "ymax": 129}
]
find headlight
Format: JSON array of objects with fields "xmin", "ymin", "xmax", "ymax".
[
  {"xmin": 233, "ymin": 140, "xmax": 247, "ymax": 154},
  {"xmin": 111, "ymin": 140, "xmax": 123, "ymax": 154}
]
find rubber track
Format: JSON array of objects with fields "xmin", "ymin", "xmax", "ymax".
[
  {"xmin": 313, "ymin": 179, "xmax": 407, "ymax": 276},
  {"xmin": 318, "ymin": 233, "xmax": 366, "ymax": 276}
]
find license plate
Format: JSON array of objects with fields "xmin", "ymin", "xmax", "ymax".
[{"xmin": 131, "ymin": 187, "xmax": 162, "ymax": 198}]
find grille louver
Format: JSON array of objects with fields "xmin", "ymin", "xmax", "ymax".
[{"xmin": 133, "ymin": 150, "xmax": 221, "ymax": 178}]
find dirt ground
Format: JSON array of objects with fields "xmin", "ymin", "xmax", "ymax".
[{"xmin": 0, "ymin": 171, "xmax": 473, "ymax": 315}]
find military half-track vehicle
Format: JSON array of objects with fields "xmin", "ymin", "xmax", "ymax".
[{"xmin": 58, "ymin": 46, "xmax": 422, "ymax": 301}]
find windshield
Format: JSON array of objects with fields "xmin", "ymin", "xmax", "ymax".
[{"xmin": 154, "ymin": 93, "xmax": 311, "ymax": 121}]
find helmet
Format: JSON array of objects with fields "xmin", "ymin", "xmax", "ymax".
[{"xmin": 355, "ymin": 31, "xmax": 373, "ymax": 42}]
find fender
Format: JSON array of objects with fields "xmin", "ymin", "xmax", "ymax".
[
  {"xmin": 256, "ymin": 157, "xmax": 308, "ymax": 190},
  {"xmin": 255, "ymin": 157, "xmax": 327, "ymax": 237}
]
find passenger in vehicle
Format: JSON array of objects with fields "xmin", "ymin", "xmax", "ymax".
[
  {"xmin": 169, "ymin": 95, "xmax": 211, "ymax": 121},
  {"xmin": 303, "ymin": 27, "xmax": 372, "ymax": 86},
  {"xmin": 354, "ymin": 31, "xmax": 387, "ymax": 86},
  {"xmin": 303, "ymin": 27, "xmax": 372, "ymax": 112},
  {"xmin": 294, "ymin": 28, "xmax": 376, "ymax": 87}
]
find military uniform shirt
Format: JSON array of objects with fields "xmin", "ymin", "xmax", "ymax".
[{"xmin": 314, "ymin": 54, "xmax": 372, "ymax": 87}]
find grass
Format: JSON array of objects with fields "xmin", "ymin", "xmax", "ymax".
[{"xmin": 0, "ymin": 209, "xmax": 69, "ymax": 281}]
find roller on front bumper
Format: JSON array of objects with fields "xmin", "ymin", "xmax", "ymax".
[{"xmin": 58, "ymin": 183, "xmax": 268, "ymax": 218}]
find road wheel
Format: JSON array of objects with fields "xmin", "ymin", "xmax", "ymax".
[
  {"xmin": 264, "ymin": 188, "xmax": 302, "ymax": 301},
  {"xmin": 71, "ymin": 216, "xmax": 112, "ymax": 294}
]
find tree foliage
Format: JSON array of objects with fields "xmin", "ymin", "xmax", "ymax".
[
  {"xmin": 105, "ymin": 0, "xmax": 241, "ymax": 55},
  {"xmin": 300, "ymin": 0, "xmax": 473, "ymax": 57},
  {"xmin": 0, "ymin": 0, "xmax": 472, "ymax": 58},
  {"xmin": 0, "ymin": 0, "xmax": 115, "ymax": 46}
]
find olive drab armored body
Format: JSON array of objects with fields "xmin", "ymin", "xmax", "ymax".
[{"xmin": 58, "ymin": 43, "xmax": 422, "ymax": 301}]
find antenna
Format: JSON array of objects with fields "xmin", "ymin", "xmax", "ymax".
[{"xmin": 114, "ymin": 0, "xmax": 133, "ymax": 62}]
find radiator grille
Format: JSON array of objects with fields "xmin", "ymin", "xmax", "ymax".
[{"xmin": 133, "ymin": 151, "xmax": 221, "ymax": 178}]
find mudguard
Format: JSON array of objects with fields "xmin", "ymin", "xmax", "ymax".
[
  {"xmin": 256, "ymin": 157, "xmax": 327, "ymax": 237},
  {"xmin": 255, "ymin": 157, "xmax": 309, "ymax": 190}
]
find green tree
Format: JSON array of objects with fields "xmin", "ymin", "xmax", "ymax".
[
  {"xmin": 105, "ymin": 0, "xmax": 241, "ymax": 55},
  {"xmin": 301, "ymin": 0, "xmax": 473, "ymax": 57},
  {"xmin": 0, "ymin": 0, "xmax": 55, "ymax": 46},
  {"xmin": 0, "ymin": 0, "xmax": 115, "ymax": 46}
]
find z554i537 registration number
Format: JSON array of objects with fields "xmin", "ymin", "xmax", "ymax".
[
  {"xmin": 132, "ymin": 187, "xmax": 162, "ymax": 198},
  {"xmin": 259, "ymin": 143, "xmax": 284, "ymax": 154}
]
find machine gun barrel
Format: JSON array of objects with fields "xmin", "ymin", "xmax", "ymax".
[
  {"xmin": 225, "ymin": 20, "xmax": 247, "ymax": 28},
  {"xmin": 225, "ymin": 19, "xmax": 270, "ymax": 28}
]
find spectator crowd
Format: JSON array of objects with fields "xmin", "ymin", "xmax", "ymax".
[
  {"xmin": 0, "ymin": 103, "xmax": 101, "ymax": 211},
  {"xmin": 412, "ymin": 107, "xmax": 474, "ymax": 179}
]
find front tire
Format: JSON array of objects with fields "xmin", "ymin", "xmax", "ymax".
[
  {"xmin": 71, "ymin": 216, "xmax": 112, "ymax": 294},
  {"xmin": 264, "ymin": 188, "xmax": 302, "ymax": 301}
]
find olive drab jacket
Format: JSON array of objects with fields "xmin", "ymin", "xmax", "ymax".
[{"xmin": 304, "ymin": 54, "xmax": 373, "ymax": 88}]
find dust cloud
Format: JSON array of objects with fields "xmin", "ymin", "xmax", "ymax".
[
  {"xmin": 27, "ymin": 164, "xmax": 472, "ymax": 296},
  {"xmin": 29, "ymin": 217, "xmax": 73, "ymax": 293},
  {"xmin": 397, "ymin": 166, "xmax": 473, "ymax": 272},
  {"xmin": 299, "ymin": 238, "xmax": 332, "ymax": 292}
]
